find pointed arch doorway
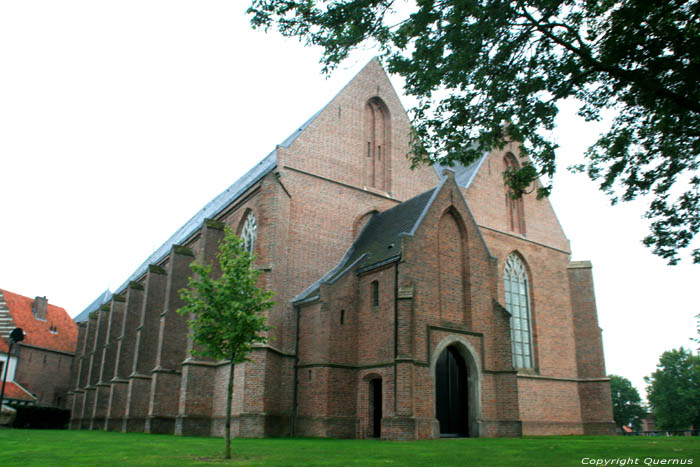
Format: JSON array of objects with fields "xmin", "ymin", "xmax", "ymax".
[{"xmin": 435, "ymin": 345, "xmax": 470, "ymax": 437}]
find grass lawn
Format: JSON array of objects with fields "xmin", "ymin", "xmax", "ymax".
[{"xmin": 0, "ymin": 429, "xmax": 698, "ymax": 466}]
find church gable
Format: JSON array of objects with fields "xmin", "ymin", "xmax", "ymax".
[
  {"xmin": 400, "ymin": 172, "xmax": 496, "ymax": 330},
  {"xmin": 276, "ymin": 59, "xmax": 437, "ymax": 202},
  {"xmin": 462, "ymin": 144, "xmax": 570, "ymax": 252}
]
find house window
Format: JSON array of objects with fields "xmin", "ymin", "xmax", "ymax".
[
  {"xmin": 340, "ymin": 309, "xmax": 345, "ymax": 325},
  {"xmin": 241, "ymin": 212, "xmax": 257, "ymax": 254},
  {"xmin": 371, "ymin": 281, "xmax": 379, "ymax": 308},
  {"xmin": 504, "ymin": 254, "xmax": 533, "ymax": 369}
]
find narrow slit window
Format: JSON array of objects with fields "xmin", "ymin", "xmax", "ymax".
[
  {"xmin": 378, "ymin": 145, "xmax": 381, "ymax": 160},
  {"xmin": 504, "ymin": 154, "xmax": 526, "ymax": 234},
  {"xmin": 372, "ymin": 280, "xmax": 379, "ymax": 307},
  {"xmin": 340, "ymin": 309, "xmax": 345, "ymax": 325}
]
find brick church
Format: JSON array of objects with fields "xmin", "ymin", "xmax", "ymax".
[{"xmin": 68, "ymin": 59, "xmax": 615, "ymax": 439}]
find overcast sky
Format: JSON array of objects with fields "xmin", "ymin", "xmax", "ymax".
[{"xmin": 1, "ymin": 2, "xmax": 696, "ymax": 399}]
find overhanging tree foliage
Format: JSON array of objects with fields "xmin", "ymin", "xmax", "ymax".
[
  {"xmin": 248, "ymin": 0, "xmax": 700, "ymax": 264},
  {"xmin": 644, "ymin": 348, "xmax": 700, "ymax": 431},
  {"xmin": 178, "ymin": 228, "xmax": 274, "ymax": 459},
  {"xmin": 608, "ymin": 374, "xmax": 646, "ymax": 431}
]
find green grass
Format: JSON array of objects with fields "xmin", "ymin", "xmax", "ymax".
[{"xmin": 0, "ymin": 430, "xmax": 698, "ymax": 466}]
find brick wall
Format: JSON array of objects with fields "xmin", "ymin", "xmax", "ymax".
[{"xmin": 15, "ymin": 345, "xmax": 73, "ymax": 407}]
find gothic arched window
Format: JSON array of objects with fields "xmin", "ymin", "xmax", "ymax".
[
  {"xmin": 241, "ymin": 212, "xmax": 257, "ymax": 254},
  {"xmin": 504, "ymin": 254, "xmax": 533, "ymax": 369},
  {"xmin": 504, "ymin": 153, "xmax": 526, "ymax": 234}
]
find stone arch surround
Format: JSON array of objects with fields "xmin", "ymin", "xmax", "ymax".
[{"xmin": 430, "ymin": 335, "xmax": 483, "ymax": 438}]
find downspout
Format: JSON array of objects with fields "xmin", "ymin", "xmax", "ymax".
[
  {"xmin": 290, "ymin": 304, "xmax": 300, "ymax": 437},
  {"xmin": 393, "ymin": 261, "xmax": 399, "ymax": 414}
]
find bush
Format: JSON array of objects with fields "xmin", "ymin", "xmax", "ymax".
[{"xmin": 10, "ymin": 405, "xmax": 71, "ymax": 429}]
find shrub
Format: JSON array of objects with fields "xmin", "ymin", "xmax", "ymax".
[{"xmin": 11, "ymin": 405, "xmax": 71, "ymax": 429}]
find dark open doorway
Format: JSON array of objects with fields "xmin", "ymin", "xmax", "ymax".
[
  {"xmin": 435, "ymin": 346, "xmax": 469, "ymax": 437},
  {"xmin": 370, "ymin": 378, "xmax": 382, "ymax": 438}
]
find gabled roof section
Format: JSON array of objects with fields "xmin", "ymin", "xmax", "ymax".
[
  {"xmin": 278, "ymin": 58, "xmax": 383, "ymax": 151},
  {"xmin": 91, "ymin": 64, "xmax": 373, "ymax": 310},
  {"xmin": 73, "ymin": 289, "xmax": 112, "ymax": 324},
  {"xmin": 104, "ymin": 97, "xmax": 341, "ymax": 305},
  {"xmin": 278, "ymin": 109, "xmax": 323, "ymax": 148},
  {"xmin": 0, "ymin": 290, "xmax": 77, "ymax": 354},
  {"xmin": 433, "ymin": 152, "xmax": 489, "ymax": 188},
  {"xmin": 294, "ymin": 187, "xmax": 438, "ymax": 303},
  {"xmin": 78, "ymin": 58, "xmax": 400, "ymax": 314},
  {"xmin": 112, "ymin": 150, "xmax": 278, "ymax": 297}
]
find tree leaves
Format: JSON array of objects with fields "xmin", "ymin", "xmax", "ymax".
[
  {"xmin": 248, "ymin": 0, "xmax": 700, "ymax": 263},
  {"xmin": 645, "ymin": 348, "xmax": 700, "ymax": 430},
  {"xmin": 609, "ymin": 374, "xmax": 646, "ymax": 431},
  {"xmin": 177, "ymin": 228, "xmax": 274, "ymax": 363}
]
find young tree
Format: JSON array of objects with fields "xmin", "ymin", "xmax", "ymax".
[
  {"xmin": 609, "ymin": 374, "xmax": 646, "ymax": 431},
  {"xmin": 248, "ymin": 0, "xmax": 700, "ymax": 264},
  {"xmin": 178, "ymin": 228, "xmax": 274, "ymax": 459},
  {"xmin": 645, "ymin": 348, "xmax": 700, "ymax": 431}
]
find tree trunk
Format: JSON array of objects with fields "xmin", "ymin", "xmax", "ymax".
[{"xmin": 225, "ymin": 357, "xmax": 234, "ymax": 459}]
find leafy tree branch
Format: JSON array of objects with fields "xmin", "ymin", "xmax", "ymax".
[{"xmin": 249, "ymin": 0, "xmax": 700, "ymax": 263}]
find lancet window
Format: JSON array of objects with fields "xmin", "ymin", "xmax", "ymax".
[
  {"xmin": 504, "ymin": 254, "xmax": 533, "ymax": 369},
  {"xmin": 241, "ymin": 212, "xmax": 257, "ymax": 254}
]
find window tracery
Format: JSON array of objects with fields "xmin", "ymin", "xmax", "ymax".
[
  {"xmin": 241, "ymin": 213, "xmax": 257, "ymax": 254},
  {"xmin": 504, "ymin": 254, "xmax": 533, "ymax": 368}
]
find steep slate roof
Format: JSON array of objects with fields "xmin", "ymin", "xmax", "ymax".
[
  {"xmin": 74, "ymin": 104, "xmax": 325, "ymax": 320},
  {"xmin": 294, "ymin": 186, "xmax": 440, "ymax": 304},
  {"xmin": 1, "ymin": 381, "xmax": 36, "ymax": 402},
  {"xmin": 113, "ymin": 150, "xmax": 278, "ymax": 296},
  {"xmin": 73, "ymin": 289, "xmax": 111, "ymax": 324},
  {"xmin": 0, "ymin": 290, "xmax": 78, "ymax": 354},
  {"xmin": 433, "ymin": 152, "xmax": 489, "ymax": 188}
]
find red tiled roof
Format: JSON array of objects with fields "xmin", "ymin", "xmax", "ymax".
[
  {"xmin": 0, "ymin": 289, "xmax": 78, "ymax": 354},
  {"xmin": 0, "ymin": 381, "xmax": 36, "ymax": 402}
]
